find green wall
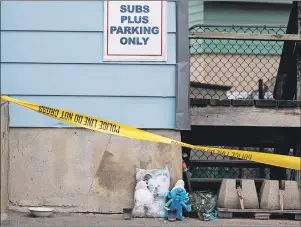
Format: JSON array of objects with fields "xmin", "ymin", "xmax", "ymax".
[
  {"xmin": 189, "ymin": 0, "xmax": 204, "ymax": 28},
  {"xmin": 204, "ymin": 2, "xmax": 291, "ymax": 25},
  {"xmin": 189, "ymin": 1, "xmax": 292, "ymax": 55}
]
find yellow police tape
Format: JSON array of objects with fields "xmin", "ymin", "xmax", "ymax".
[{"xmin": 1, "ymin": 95, "xmax": 300, "ymax": 170}]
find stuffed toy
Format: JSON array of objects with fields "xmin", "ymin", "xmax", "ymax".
[
  {"xmin": 133, "ymin": 167, "xmax": 171, "ymax": 218},
  {"xmin": 147, "ymin": 168, "xmax": 170, "ymax": 217},
  {"xmin": 165, "ymin": 180, "xmax": 192, "ymax": 221},
  {"xmin": 135, "ymin": 168, "xmax": 154, "ymax": 182},
  {"xmin": 132, "ymin": 180, "xmax": 155, "ymax": 217}
]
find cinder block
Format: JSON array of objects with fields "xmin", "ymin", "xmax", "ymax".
[
  {"xmin": 218, "ymin": 211, "xmax": 232, "ymax": 219},
  {"xmin": 282, "ymin": 180, "xmax": 301, "ymax": 210},
  {"xmin": 240, "ymin": 179, "xmax": 259, "ymax": 209},
  {"xmin": 254, "ymin": 213, "xmax": 271, "ymax": 220},
  {"xmin": 218, "ymin": 179, "xmax": 240, "ymax": 209},
  {"xmin": 259, "ymin": 180, "xmax": 280, "ymax": 210}
]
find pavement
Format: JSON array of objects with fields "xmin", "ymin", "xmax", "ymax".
[{"xmin": 1, "ymin": 211, "xmax": 300, "ymax": 227}]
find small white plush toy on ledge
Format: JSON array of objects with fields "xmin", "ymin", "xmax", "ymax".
[{"xmin": 133, "ymin": 180, "xmax": 155, "ymax": 217}]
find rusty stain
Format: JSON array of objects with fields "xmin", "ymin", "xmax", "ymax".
[
  {"xmin": 95, "ymin": 150, "xmax": 116, "ymax": 190},
  {"xmin": 139, "ymin": 158, "xmax": 152, "ymax": 169},
  {"xmin": 91, "ymin": 137, "xmax": 108, "ymax": 173},
  {"xmin": 92, "ymin": 149, "xmax": 136, "ymax": 195}
]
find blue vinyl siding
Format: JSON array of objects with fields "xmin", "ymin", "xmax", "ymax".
[
  {"xmin": 1, "ymin": 64, "xmax": 176, "ymax": 97},
  {"xmin": 1, "ymin": 63, "xmax": 176, "ymax": 97},
  {"xmin": 1, "ymin": 1, "xmax": 177, "ymax": 129},
  {"xmin": 1, "ymin": 1, "xmax": 176, "ymax": 32},
  {"xmin": 1, "ymin": 32, "xmax": 176, "ymax": 64}
]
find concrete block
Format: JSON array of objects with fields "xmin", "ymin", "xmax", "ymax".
[
  {"xmin": 218, "ymin": 211, "xmax": 232, "ymax": 219},
  {"xmin": 259, "ymin": 180, "xmax": 280, "ymax": 210},
  {"xmin": 8, "ymin": 128, "xmax": 182, "ymax": 213},
  {"xmin": 218, "ymin": 179, "xmax": 240, "ymax": 209},
  {"xmin": 282, "ymin": 180, "xmax": 301, "ymax": 210},
  {"xmin": 240, "ymin": 179, "xmax": 259, "ymax": 209},
  {"xmin": 254, "ymin": 213, "xmax": 270, "ymax": 220}
]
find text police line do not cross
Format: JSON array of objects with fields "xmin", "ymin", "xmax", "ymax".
[
  {"xmin": 39, "ymin": 106, "xmax": 120, "ymax": 134},
  {"xmin": 2, "ymin": 95, "xmax": 301, "ymax": 171}
]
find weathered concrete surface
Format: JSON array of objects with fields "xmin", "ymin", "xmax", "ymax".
[
  {"xmin": 218, "ymin": 179, "xmax": 259, "ymax": 209},
  {"xmin": 1, "ymin": 101, "xmax": 9, "ymax": 221},
  {"xmin": 190, "ymin": 106, "xmax": 301, "ymax": 127},
  {"xmin": 240, "ymin": 179, "xmax": 259, "ymax": 209},
  {"xmin": 282, "ymin": 180, "xmax": 301, "ymax": 210},
  {"xmin": 1, "ymin": 211, "xmax": 300, "ymax": 227},
  {"xmin": 8, "ymin": 129, "xmax": 182, "ymax": 213},
  {"xmin": 218, "ymin": 179, "xmax": 240, "ymax": 209},
  {"xmin": 259, "ymin": 180, "xmax": 280, "ymax": 210}
]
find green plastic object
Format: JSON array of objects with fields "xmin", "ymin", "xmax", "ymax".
[{"xmin": 188, "ymin": 191, "xmax": 218, "ymax": 221}]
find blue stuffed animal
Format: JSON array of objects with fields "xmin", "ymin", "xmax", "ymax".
[{"xmin": 165, "ymin": 180, "xmax": 192, "ymax": 221}]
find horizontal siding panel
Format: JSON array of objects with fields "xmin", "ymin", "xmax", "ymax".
[
  {"xmin": 204, "ymin": 2, "xmax": 291, "ymax": 25},
  {"xmin": 1, "ymin": 31, "xmax": 176, "ymax": 65},
  {"xmin": 1, "ymin": 63, "xmax": 176, "ymax": 97},
  {"xmin": 8, "ymin": 96, "xmax": 176, "ymax": 129},
  {"xmin": 188, "ymin": 0, "xmax": 204, "ymax": 28},
  {"xmin": 1, "ymin": 1, "xmax": 176, "ymax": 33},
  {"xmin": 189, "ymin": 0, "xmax": 203, "ymax": 13},
  {"xmin": 1, "ymin": 1, "xmax": 103, "ymax": 32}
]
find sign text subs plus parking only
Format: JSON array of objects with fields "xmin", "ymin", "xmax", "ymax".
[{"xmin": 104, "ymin": 1, "xmax": 167, "ymax": 62}]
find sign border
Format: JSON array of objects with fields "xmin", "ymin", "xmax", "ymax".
[{"xmin": 104, "ymin": 0, "xmax": 167, "ymax": 62}]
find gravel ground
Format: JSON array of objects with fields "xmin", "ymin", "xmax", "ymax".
[{"xmin": 1, "ymin": 211, "xmax": 300, "ymax": 227}]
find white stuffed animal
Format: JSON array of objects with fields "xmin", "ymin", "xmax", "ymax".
[
  {"xmin": 147, "ymin": 168, "xmax": 170, "ymax": 217},
  {"xmin": 133, "ymin": 181, "xmax": 155, "ymax": 217}
]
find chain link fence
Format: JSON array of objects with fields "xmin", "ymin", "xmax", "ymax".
[
  {"xmin": 189, "ymin": 24, "xmax": 294, "ymax": 100},
  {"xmin": 189, "ymin": 146, "xmax": 296, "ymax": 180},
  {"xmin": 190, "ymin": 147, "xmax": 271, "ymax": 179},
  {"xmin": 188, "ymin": 24, "xmax": 300, "ymax": 182}
]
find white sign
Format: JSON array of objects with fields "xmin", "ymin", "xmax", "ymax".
[{"xmin": 104, "ymin": 1, "xmax": 167, "ymax": 62}]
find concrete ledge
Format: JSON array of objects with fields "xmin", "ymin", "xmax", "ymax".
[
  {"xmin": 8, "ymin": 128, "xmax": 182, "ymax": 213},
  {"xmin": 191, "ymin": 106, "xmax": 300, "ymax": 127}
]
